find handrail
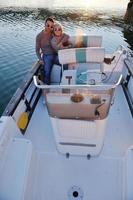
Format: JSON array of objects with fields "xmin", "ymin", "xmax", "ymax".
[
  {"xmin": 124, "ymin": 58, "xmax": 133, "ymax": 78},
  {"xmin": 33, "ymin": 74, "xmax": 122, "ymax": 90},
  {"xmin": 115, "ymin": 44, "xmax": 127, "ymax": 53}
]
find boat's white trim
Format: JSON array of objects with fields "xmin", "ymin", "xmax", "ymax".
[{"xmin": 33, "ymin": 74, "xmax": 122, "ymax": 89}]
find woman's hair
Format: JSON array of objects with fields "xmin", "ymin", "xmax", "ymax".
[{"xmin": 54, "ymin": 22, "xmax": 63, "ymax": 32}]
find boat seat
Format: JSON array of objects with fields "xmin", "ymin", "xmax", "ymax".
[
  {"xmin": 0, "ymin": 138, "xmax": 33, "ymax": 200},
  {"xmin": 50, "ymin": 64, "xmax": 61, "ymax": 84},
  {"xmin": 58, "ymin": 47, "xmax": 105, "ymax": 66},
  {"xmin": 0, "ymin": 116, "xmax": 21, "ymax": 157},
  {"xmin": 58, "ymin": 47, "xmax": 105, "ymax": 73},
  {"xmin": 58, "ymin": 47, "xmax": 105, "ymax": 84},
  {"xmin": 0, "ymin": 117, "xmax": 33, "ymax": 200},
  {"xmin": 50, "ymin": 35, "xmax": 103, "ymax": 84},
  {"xmin": 68, "ymin": 35, "xmax": 102, "ymax": 48}
]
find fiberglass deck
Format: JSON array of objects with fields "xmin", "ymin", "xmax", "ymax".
[{"xmin": 22, "ymin": 85, "xmax": 133, "ymax": 200}]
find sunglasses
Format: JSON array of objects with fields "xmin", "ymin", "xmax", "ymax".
[
  {"xmin": 54, "ymin": 28, "xmax": 62, "ymax": 31},
  {"xmin": 46, "ymin": 24, "xmax": 53, "ymax": 29}
]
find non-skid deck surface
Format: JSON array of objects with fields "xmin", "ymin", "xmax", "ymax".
[
  {"xmin": 32, "ymin": 153, "xmax": 123, "ymax": 200},
  {"xmin": 25, "ymin": 98, "xmax": 57, "ymax": 153},
  {"xmin": 23, "ymin": 85, "xmax": 133, "ymax": 199}
]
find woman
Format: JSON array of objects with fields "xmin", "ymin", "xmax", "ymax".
[
  {"xmin": 51, "ymin": 22, "xmax": 72, "ymax": 67},
  {"xmin": 36, "ymin": 17, "xmax": 56, "ymax": 85}
]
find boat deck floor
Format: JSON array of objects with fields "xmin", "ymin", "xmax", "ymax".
[{"xmin": 20, "ymin": 85, "xmax": 133, "ymax": 200}]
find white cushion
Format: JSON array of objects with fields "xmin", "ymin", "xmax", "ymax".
[
  {"xmin": 68, "ymin": 35, "xmax": 102, "ymax": 47},
  {"xmin": 50, "ymin": 64, "xmax": 61, "ymax": 84},
  {"xmin": 86, "ymin": 47, "xmax": 105, "ymax": 62},
  {"xmin": 58, "ymin": 49, "xmax": 76, "ymax": 65},
  {"xmin": 58, "ymin": 47, "xmax": 105, "ymax": 65},
  {"xmin": 87, "ymin": 35, "xmax": 102, "ymax": 47}
]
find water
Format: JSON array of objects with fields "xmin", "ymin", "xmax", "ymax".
[{"xmin": 0, "ymin": 7, "xmax": 133, "ymax": 116}]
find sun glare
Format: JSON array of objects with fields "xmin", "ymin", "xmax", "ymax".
[
  {"xmin": 54, "ymin": 0, "xmax": 94, "ymax": 8},
  {"xmin": 75, "ymin": 0, "xmax": 128, "ymax": 8},
  {"xmin": 54, "ymin": 0, "xmax": 128, "ymax": 9},
  {"xmin": 75, "ymin": 0, "xmax": 93, "ymax": 8}
]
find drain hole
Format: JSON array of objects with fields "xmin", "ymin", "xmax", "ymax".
[
  {"xmin": 68, "ymin": 186, "xmax": 83, "ymax": 199},
  {"xmin": 73, "ymin": 191, "xmax": 78, "ymax": 198}
]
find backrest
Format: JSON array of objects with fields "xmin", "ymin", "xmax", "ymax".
[
  {"xmin": 58, "ymin": 47, "xmax": 105, "ymax": 65},
  {"xmin": 87, "ymin": 35, "xmax": 102, "ymax": 47},
  {"xmin": 69, "ymin": 35, "xmax": 102, "ymax": 48}
]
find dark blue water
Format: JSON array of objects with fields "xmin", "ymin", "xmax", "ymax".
[{"xmin": 0, "ymin": 7, "xmax": 133, "ymax": 116}]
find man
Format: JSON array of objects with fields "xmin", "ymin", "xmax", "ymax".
[{"xmin": 36, "ymin": 17, "xmax": 56, "ymax": 85}]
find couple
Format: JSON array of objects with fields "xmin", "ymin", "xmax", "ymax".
[{"xmin": 36, "ymin": 17, "xmax": 71, "ymax": 85}]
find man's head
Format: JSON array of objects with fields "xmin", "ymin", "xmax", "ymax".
[{"xmin": 45, "ymin": 17, "xmax": 55, "ymax": 33}]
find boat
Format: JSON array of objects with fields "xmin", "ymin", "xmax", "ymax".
[{"xmin": 0, "ymin": 35, "xmax": 133, "ymax": 200}]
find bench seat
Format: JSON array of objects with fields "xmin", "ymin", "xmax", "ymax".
[{"xmin": 0, "ymin": 136, "xmax": 33, "ymax": 200}]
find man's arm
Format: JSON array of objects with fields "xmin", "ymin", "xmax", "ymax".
[{"xmin": 36, "ymin": 34, "xmax": 42, "ymax": 61}]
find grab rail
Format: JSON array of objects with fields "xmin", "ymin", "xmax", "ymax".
[
  {"xmin": 33, "ymin": 74, "xmax": 122, "ymax": 90},
  {"xmin": 124, "ymin": 58, "xmax": 133, "ymax": 78}
]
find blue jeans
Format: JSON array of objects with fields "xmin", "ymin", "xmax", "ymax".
[{"xmin": 43, "ymin": 54, "xmax": 55, "ymax": 85}]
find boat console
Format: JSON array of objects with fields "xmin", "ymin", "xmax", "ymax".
[
  {"xmin": 34, "ymin": 68, "xmax": 122, "ymax": 156},
  {"xmin": 33, "ymin": 35, "xmax": 123, "ymax": 157}
]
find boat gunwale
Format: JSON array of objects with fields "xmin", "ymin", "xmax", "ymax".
[
  {"xmin": 124, "ymin": 57, "xmax": 133, "ymax": 77},
  {"xmin": 2, "ymin": 62, "xmax": 41, "ymax": 117}
]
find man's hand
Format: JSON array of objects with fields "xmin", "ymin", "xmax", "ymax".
[{"xmin": 39, "ymin": 59, "xmax": 44, "ymax": 65}]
